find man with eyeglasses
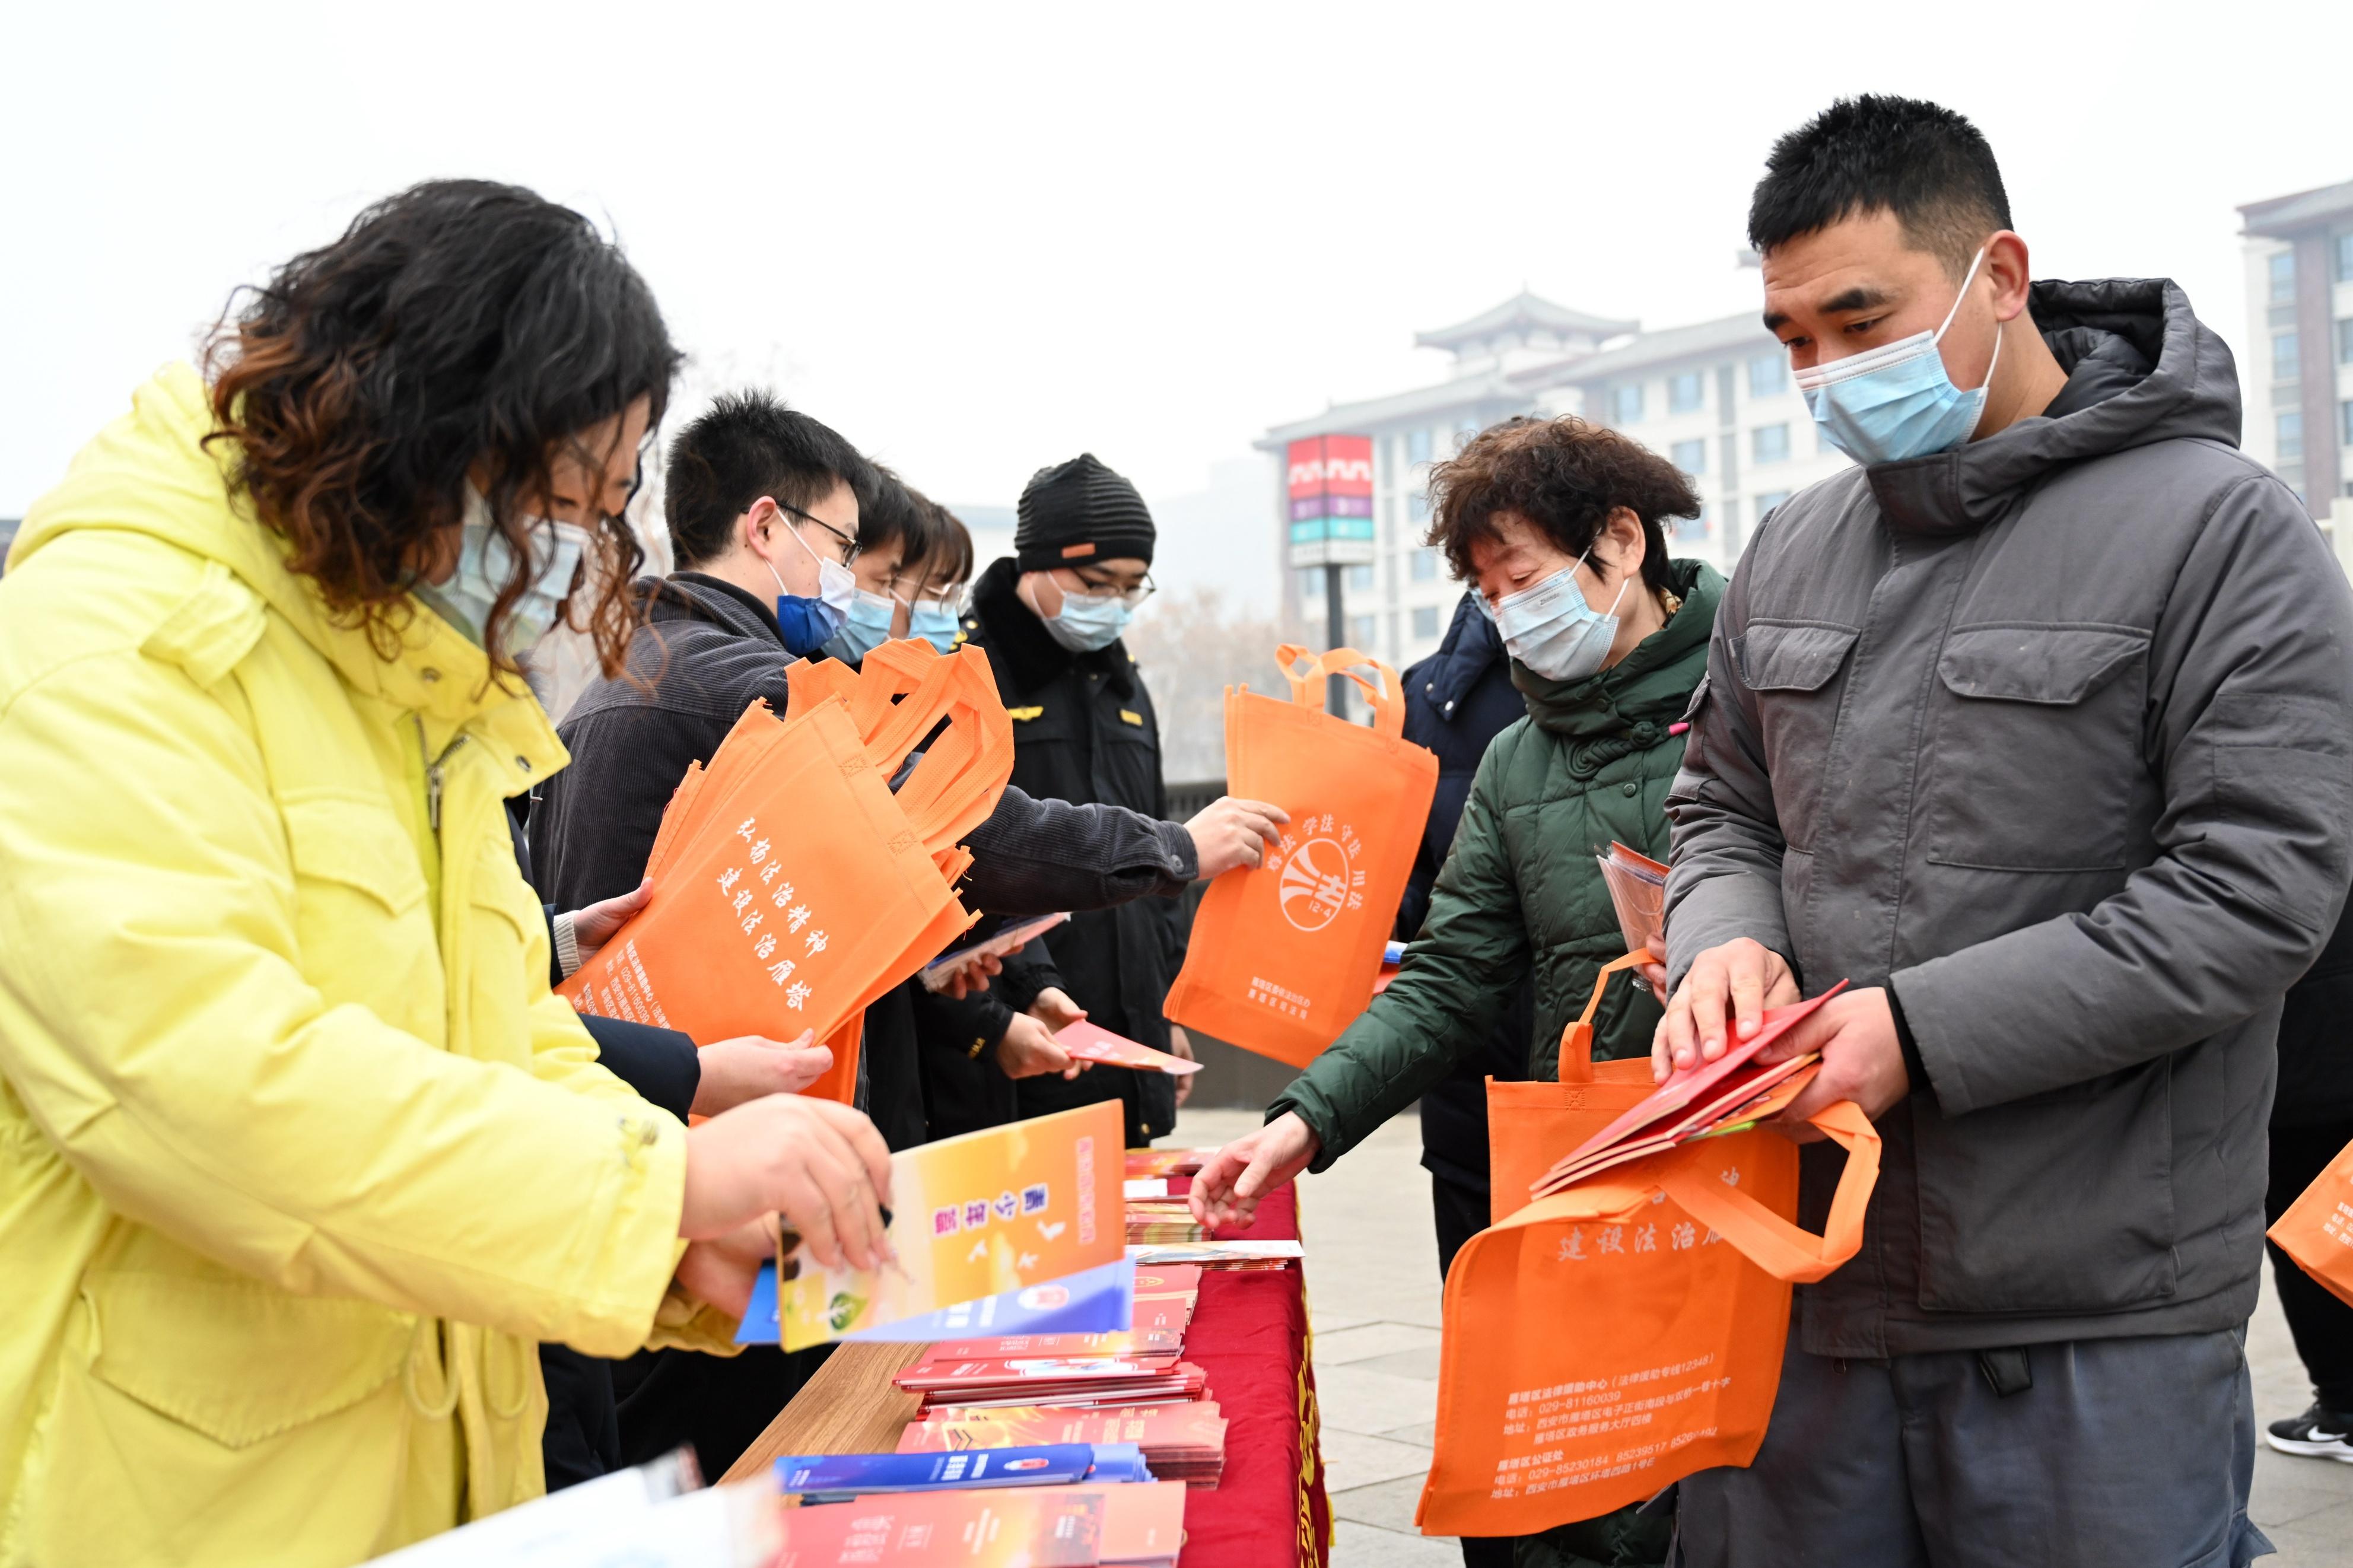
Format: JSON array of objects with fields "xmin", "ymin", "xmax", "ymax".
[
  {"xmin": 527, "ymin": 402, "xmax": 1284, "ymax": 1483},
  {"xmin": 945, "ymin": 454, "xmax": 1198, "ymax": 1147}
]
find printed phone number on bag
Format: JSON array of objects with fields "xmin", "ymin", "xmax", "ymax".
[
  {"xmin": 718, "ymin": 815, "xmax": 828, "ymax": 1013},
  {"xmin": 2320, "ymin": 1200, "xmax": 2353, "ymax": 1249}
]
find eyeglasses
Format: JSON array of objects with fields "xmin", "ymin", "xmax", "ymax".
[
  {"xmin": 774, "ymin": 499, "xmax": 861, "ymax": 565},
  {"xmin": 1059, "ymin": 568, "xmax": 1155, "ymax": 609},
  {"xmin": 901, "ymin": 580, "xmax": 971, "ymax": 615}
]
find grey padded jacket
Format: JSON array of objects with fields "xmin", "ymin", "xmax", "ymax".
[{"xmin": 1667, "ymin": 276, "xmax": 2353, "ymax": 1358}]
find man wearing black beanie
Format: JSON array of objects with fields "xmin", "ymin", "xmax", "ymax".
[{"xmin": 918, "ymin": 454, "xmax": 1227, "ymax": 1146}]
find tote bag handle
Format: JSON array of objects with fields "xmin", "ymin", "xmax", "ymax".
[
  {"xmin": 1274, "ymin": 643, "xmax": 1408, "ymax": 740},
  {"xmin": 1493, "ymin": 1099, "xmax": 1880, "ymax": 1285},
  {"xmin": 1557, "ymin": 949, "xmax": 1658, "ymax": 1085}
]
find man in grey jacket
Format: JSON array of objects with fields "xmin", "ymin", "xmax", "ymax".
[{"xmin": 1656, "ymin": 97, "xmax": 2353, "ymax": 1567}]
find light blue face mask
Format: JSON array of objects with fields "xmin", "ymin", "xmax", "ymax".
[
  {"xmin": 1794, "ymin": 244, "xmax": 2001, "ymax": 467},
  {"xmin": 907, "ymin": 595, "xmax": 963, "ymax": 654},
  {"xmin": 1028, "ymin": 578, "xmax": 1134, "ymax": 653},
  {"xmin": 412, "ymin": 487, "xmax": 589, "ymax": 656},
  {"xmin": 824, "ymin": 587, "xmax": 896, "ymax": 664},
  {"xmin": 1487, "ymin": 546, "xmax": 1628, "ymax": 684}
]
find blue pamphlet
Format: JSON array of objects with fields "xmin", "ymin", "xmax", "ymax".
[
  {"xmin": 776, "ymin": 1445, "xmax": 1097, "ymax": 1497},
  {"xmin": 736, "ymin": 1257, "xmax": 1136, "ymax": 1346}
]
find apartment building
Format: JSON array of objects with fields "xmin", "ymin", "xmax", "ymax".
[{"xmin": 2238, "ymin": 177, "xmax": 2353, "ymax": 514}]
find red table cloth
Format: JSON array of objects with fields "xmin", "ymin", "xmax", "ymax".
[{"xmin": 1173, "ymin": 1182, "xmax": 1331, "ymax": 1568}]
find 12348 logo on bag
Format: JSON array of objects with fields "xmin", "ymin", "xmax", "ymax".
[{"xmin": 1267, "ymin": 812, "xmax": 1366, "ymax": 934}]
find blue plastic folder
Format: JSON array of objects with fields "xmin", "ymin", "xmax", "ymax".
[
  {"xmin": 775, "ymin": 1445, "xmax": 1098, "ymax": 1497},
  {"xmin": 736, "ymin": 1256, "xmax": 1135, "ymax": 1345}
]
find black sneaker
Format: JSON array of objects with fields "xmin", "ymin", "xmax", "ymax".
[{"xmin": 2265, "ymin": 1404, "xmax": 2353, "ymax": 1461}]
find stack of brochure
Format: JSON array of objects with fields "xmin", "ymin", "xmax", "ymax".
[
  {"xmin": 899, "ymin": 1404, "xmax": 1230, "ymax": 1489},
  {"xmin": 893, "ymin": 1353, "xmax": 1210, "ymax": 1410},
  {"xmin": 771, "ymin": 1480, "xmax": 1188, "ymax": 1567},
  {"xmin": 1531, "ymin": 984, "xmax": 1843, "ymax": 1199}
]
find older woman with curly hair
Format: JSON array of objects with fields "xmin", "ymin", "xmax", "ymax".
[
  {"xmin": 1192, "ymin": 414, "xmax": 1721, "ymax": 1568},
  {"xmin": 0, "ymin": 181, "xmax": 891, "ymax": 1567}
]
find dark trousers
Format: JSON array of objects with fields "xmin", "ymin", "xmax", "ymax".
[
  {"xmin": 1432, "ymin": 1172, "xmax": 1513, "ymax": 1568},
  {"xmin": 1674, "ymin": 1327, "xmax": 2267, "ymax": 1568},
  {"xmin": 2268, "ymin": 1118, "xmax": 2353, "ymax": 1413}
]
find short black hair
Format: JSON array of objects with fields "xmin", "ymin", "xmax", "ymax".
[
  {"xmin": 663, "ymin": 390, "xmax": 872, "ymax": 567},
  {"xmin": 859, "ymin": 463, "xmax": 937, "ymax": 567},
  {"xmin": 1748, "ymin": 96, "xmax": 2012, "ymax": 278}
]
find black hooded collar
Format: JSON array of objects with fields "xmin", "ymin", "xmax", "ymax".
[
  {"xmin": 1419, "ymin": 590, "xmax": 1508, "ymax": 724},
  {"xmin": 643, "ymin": 571, "xmax": 788, "ymax": 646},
  {"xmin": 1865, "ymin": 276, "xmax": 2239, "ymax": 538},
  {"xmin": 971, "ymin": 555, "xmax": 1134, "ymax": 698}
]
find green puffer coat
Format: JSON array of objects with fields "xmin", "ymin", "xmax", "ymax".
[{"xmin": 1271, "ymin": 558, "xmax": 1722, "ymax": 1170}]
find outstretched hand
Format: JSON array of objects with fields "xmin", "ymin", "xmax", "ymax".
[
  {"xmin": 571, "ymin": 878, "xmax": 653, "ymax": 966},
  {"xmin": 1185, "ymin": 797, "xmax": 1290, "ymax": 880},
  {"xmin": 1188, "ymin": 1112, "xmax": 1319, "ymax": 1231}
]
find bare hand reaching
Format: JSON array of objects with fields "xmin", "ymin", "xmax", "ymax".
[
  {"xmin": 1188, "ymin": 1111, "xmax": 1319, "ymax": 1231},
  {"xmin": 570, "ymin": 878, "xmax": 653, "ymax": 967},
  {"xmin": 689, "ymin": 1031, "xmax": 836, "ymax": 1117},
  {"xmin": 678, "ymin": 1093, "xmax": 893, "ymax": 1272},
  {"xmin": 1185, "ymin": 797, "xmax": 1290, "ymax": 880}
]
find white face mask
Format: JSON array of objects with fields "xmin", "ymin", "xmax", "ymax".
[
  {"xmin": 1486, "ymin": 547, "xmax": 1629, "ymax": 683},
  {"xmin": 412, "ymin": 486, "xmax": 589, "ymax": 656}
]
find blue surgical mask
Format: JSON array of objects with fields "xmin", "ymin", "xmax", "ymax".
[
  {"xmin": 1027, "ymin": 578, "xmax": 1133, "ymax": 653},
  {"xmin": 1490, "ymin": 548, "xmax": 1628, "ymax": 683},
  {"xmin": 907, "ymin": 595, "xmax": 964, "ymax": 654},
  {"xmin": 823, "ymin": 587, "xmax": 896, "ymax": 664},
  {"xmin": 763, "ymin": 515, "xmax": 860, "ymax": 657},
  {"xmin": 1795, "ymin": 244, "xmax": 2002, "ymax": 467},
  {"xmin": 412, "ymin": 486, "xmax": 589, "ymax": 656}
]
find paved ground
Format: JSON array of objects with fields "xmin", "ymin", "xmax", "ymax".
[{"xmin": 1171, "ymin": 1103, "xmax": 2353, "ymax": 1567}]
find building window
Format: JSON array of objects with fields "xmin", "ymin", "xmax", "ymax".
[
  {"xmin": 1671, "ymin": 438, "xmax": 1707, "ymax": 476},
  {"xmin": 1346, "ymin": 564, "xmax": 1374, "ymax": 592},
  {"xmin": 2340, "ymin": 317, "xmax": 2353, "ymax": 366},
  {"xmin": 1755, "ymin": 489, "xmax": 1791, "ymax": 520},
  {"xmin": 1295, "ymin": 568, "xmax": 1327, "ymax": 607},
  {"xmin": 2274, "ymin": 331, "xmax": 2301, "ymax": 386},
  {"xmin": 1752, "ymin": 423, "xmax": 1791, "ymax": 465},
  {"xmin": 1668, "ymin": 371, "xmax": 1705, "ymax": 414},
  {"xmin": 2338, "ymin": 231, "xmax": 2353, "ymax": 284},
  {"xmin": 1672, "ymin": 505, "xmax": 1709, "ymax": 544},
  {"xmin": 2342, "ymin": 400, "xmax": 2353, "ymax": 450},
  {"xmin": 1379, "ymin": 437, "xmax": 1396, "ymax": 489},
  {"xmin": 1408, "ymin": 492, "xmax": 1432, "ymax": 526},
  {"xmin": 1748, "ymin": 354, "xmax": 1790, "ymax": 398},
  {"xmin": 1350, "ymin": 614, "xmax": 1378, "ymax": 650},
  {"xmin": 2279, "ymin": 410, "xmax": 2304, "ymax": 463},
  {"xmin": 1611, "ymin": 384, "xmax": 1645, "ymax": 424},
  {"xmin": 1411, "ymin": 605, "xmax": 1441, "ymax": 638},
  {"xmin": 1407, "ymin": 428, "xmax": 1433, "ymax": 467},
  {"xmin": 1410, "ymin": 547, "xmax": 1439, "ymax": 582},
  {"xmin": 2270, "ymin": 251, "xmax": 2297, "ymax": 304}
]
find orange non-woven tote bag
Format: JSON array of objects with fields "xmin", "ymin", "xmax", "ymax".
[
  {"xmin": 1163, "ymin": 645, "xmax": 1438, "ymax": 1068},
  {"xmin": 1415, "ymin": 958, "xmax": 1881, "ymax": 1538},
  {"xmin": 2269, "ymin": 1133, "xmax": 2353, "ymax": 1309},
  {"xmin": 559, "ymin": 640, "xmax": 1013, "ymax": 1103}
]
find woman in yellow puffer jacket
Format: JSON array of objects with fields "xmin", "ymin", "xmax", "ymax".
[{"xmin": 0, "ymin": 181, "xmax": 893, "ymax": 1568}]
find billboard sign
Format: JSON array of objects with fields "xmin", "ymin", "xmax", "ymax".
[{"xmin": 1286, "ymin": 435, "xmax": 1377, "ymax": 564}]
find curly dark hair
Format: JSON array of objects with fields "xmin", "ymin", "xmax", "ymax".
[
  {"xmin": 1425, "ymin": 416, "xmax": 1699, "ymax": 593},
  {"xmin": 205, "ymin": 179, "xmax": 681, "ymax": 676}
]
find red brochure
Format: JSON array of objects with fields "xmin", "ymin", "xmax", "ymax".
[
  {"xmin": 773, "ymin": 1484, "xmax": 1101, "ymax": 1566},
  {"xmin": 1055, "ymin": 1021, "xmax": 1203, "ymax": 1076}
]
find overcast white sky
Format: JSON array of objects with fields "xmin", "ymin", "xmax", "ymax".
[{"xmin": 7, "ymin": 1, "xmax": 2351, "ymax": 580}]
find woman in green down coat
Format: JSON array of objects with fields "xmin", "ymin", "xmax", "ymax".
[{"xmin": 1194, "ymin": 415, "xmax": 1720, "ymax": 1568}]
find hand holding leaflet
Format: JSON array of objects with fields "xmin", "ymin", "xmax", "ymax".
[{"xmin": 1054, "ymin": 1020, "xmax": 1203, "ymax": 1076}]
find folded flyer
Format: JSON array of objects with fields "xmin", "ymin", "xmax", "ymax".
[
  {"xmin": 734, "ymin": 1101, "xmax": 1125, "ymax": 1350},
  {"xmin": 1054, "ymin": 1020, "xmax": 1202, "ymax": 1076},
  {"xmin": 918, "ymin": 911, "xmax": 1071, "ymax": 993}
]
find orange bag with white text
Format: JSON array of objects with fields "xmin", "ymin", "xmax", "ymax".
[
  {"xmin": 2269, "ymin": 1133, "xmax": 2353, "ymax": 1309},
  {"xmin": 1163, "ymin": 645, "xmax": 1437, "ymax": 1068},
  {"xmin": 1415, "ymin": 957, "xmax": 1881, "ymax": 1538},
  {"xmin": 559, "ymin": 641, "xmax": 1012, "ymax": 1102}
]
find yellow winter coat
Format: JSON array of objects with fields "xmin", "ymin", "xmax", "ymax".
[{"xmin": 0, "ymin": 365, "xmax": 708, "ymax": 1567}]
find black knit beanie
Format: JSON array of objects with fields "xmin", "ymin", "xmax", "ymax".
[{"xmin": 1015, "ymin": 453, "xmax": 1155, "ymax": 571}]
